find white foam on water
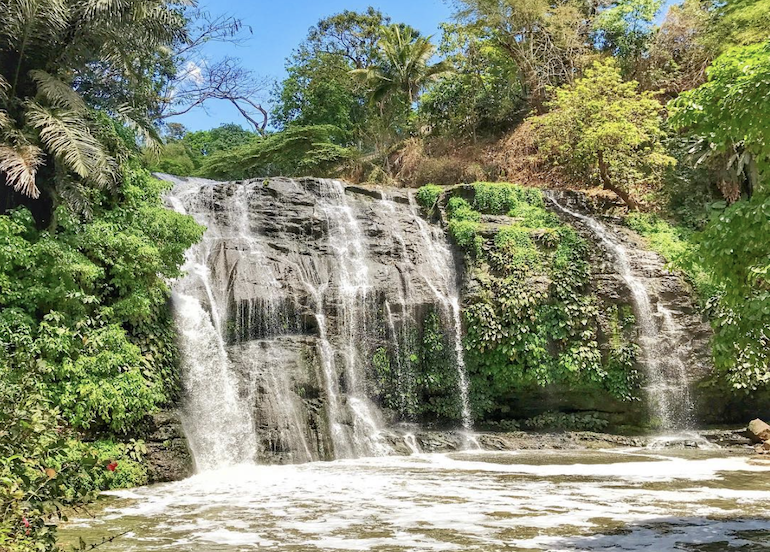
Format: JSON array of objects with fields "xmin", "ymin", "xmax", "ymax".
[{"xmin": 62, "ymin": 452, "xmax": 770, "ymax": 551}]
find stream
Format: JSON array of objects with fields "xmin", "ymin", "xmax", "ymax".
[{"xmin": 60, "ymin": 449, "xmax": 770, "ymax": 551}]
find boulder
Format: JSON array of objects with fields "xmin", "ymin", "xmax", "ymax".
[{"xmin": 747, "ymin": 418, "xmax": 770, "ymax": 443}]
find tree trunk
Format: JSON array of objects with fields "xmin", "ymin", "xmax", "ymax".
[{"xmin": 597, "ymin": 151, "xmax": 639, "ymax": 210}]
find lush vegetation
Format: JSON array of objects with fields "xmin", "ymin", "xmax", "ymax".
[
  {"xmin": 1, "ymin": 0, "xmax": 769, "ymax": 547},
  {"xmin": 406, "ymin": 183, "xmax": 642, "ymax": 424},
  {"xmin": 529, "ymin": 60, "xmax": 675, "ymax": 209},
  {"xmin": 0, "ymin": 3, "xmax": 210, "ymax": 550},
  {"xmin": 0, "ymin": 166, "xmax": 202, "ymax": 550}
]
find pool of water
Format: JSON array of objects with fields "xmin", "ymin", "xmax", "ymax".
[{"xmin": 59, "ymin": 449, "xmax": 770, "ymax": 551}]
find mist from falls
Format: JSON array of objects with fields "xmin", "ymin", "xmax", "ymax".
[
  {"xmin": 164, "ymin": 176, "xmax": 475, "ymax": 470},
  {"xmin": 546, "ymin": 194, "xmax": 695, "ymax": 431}
]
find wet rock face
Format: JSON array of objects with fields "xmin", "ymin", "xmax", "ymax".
[
  {"xmin": 548, "ymin": 191, "xmax": 714, "ymax": 422},
  {"xmin": 191, "ymin": 177, "xmax": 454, "ymax": 341},
  {"xmin": 144, "ymin": 412, "xmax": 193, "ymax": 483},
  {"xmin": 165, "ymin": 176, "xmax": 467, "ymax": 464}
]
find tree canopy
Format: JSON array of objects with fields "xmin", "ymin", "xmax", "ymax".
[{"xmin": 530, "ymin": 59, "xmax": 674, "ymax": 208}]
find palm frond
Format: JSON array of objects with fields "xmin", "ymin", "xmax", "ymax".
[
  {"xmin": 0, "ymin": 110, "xmax": 13, "ymax": 130},
  {"xmin": 0, "ymin": 0, "xmax": 69, "ymax": 52},
  {"xmin": 29, "ymin": 70, "xmax": 87, "ymax": 113},
  {"xmin": 116, "ymin": 103, "xmax": 162, "ymax": 152},
  {"xmin": 77, "ymin": 0, "xmax": 131, "ymax": 21},
  {"xmin": 0, "ymin": 74, "xmax": 9, "ymax": 101},
  {"xmin": 0, "ymin": 143, "xmax": 44, "ymax": 198},
  {"xmin": 25, "ymin": 102, "xmax": 104, "ymax": 180}
]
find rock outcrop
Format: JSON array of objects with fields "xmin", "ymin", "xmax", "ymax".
[
  {"xmin": 144, "ymin": 412, "xmax": 193, "ymax": 483},
  {"xmin": 164, "ymin": 175, "xmax": 469, "ymax": 464}
]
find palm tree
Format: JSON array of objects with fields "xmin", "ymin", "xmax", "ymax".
[
  {"xmin": 0, "ymin": 0, "xmax": 188, "ymax": 200},
  {"xmin": 352, "ymin": 25, "xmax": 451, "ymax": 107}
]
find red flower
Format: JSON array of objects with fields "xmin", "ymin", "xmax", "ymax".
[
  {"xmin": 22, "ymin": 517, "xmax": 30, "ymax": 528},
  {"xmin": 107, "ymin": 462, "xmax": 118, "ymax": 472}
]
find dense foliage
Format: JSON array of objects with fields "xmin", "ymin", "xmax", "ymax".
[
  {"xmin": 147, "ymin": 124, "xmax": 258, "ymax": 177},
  {"xmin": 0, "ymin": 167, "xmax": 202, "ymax": 549},
  {"xmin": 198, "ymin": 125, "xmax": 355, "ymax": 180},
  {"xmin": 529, "ymin": 60, "xmax": 675, "ymax": 209},
  {"xmin": 0, "ymin": 0, "xmax": 188, "ymax": 203},
  {"xmin": 431, "ymin": 183, "xmax": 641, "ymax": 420}
]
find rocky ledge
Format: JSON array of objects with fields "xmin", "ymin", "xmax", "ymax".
[{"xmin": 382, "ymin": 428, "xmax": 755, "ymax": 455}]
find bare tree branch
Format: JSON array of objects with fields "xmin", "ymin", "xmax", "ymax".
[{"xmin": 158, "ymin": 10, "xmax": 269, "ymax": 133}]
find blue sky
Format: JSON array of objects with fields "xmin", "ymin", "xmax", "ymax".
[
  {"xmin": 175, "ymin": 0, "xmax": 679, "ymax": 132},
  {"xmin": 174, "ymin": 0, "xmax": 454, "ymax": 131}
]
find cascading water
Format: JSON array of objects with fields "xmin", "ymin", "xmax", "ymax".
[
  {"xmin": 404, "ymin": 194, "xmax": 475, "ymax": 436},
  {"xmin": 166, "ymin": 175, "xmax": 486, "ymax": 466},
  {"xmin": 316, "ymin": 181, "xmax": 392, "ymax": 457},
  {"xmin": 546, "ymin": 193, "xmax": 695, "ymax": 431},
  {"xmin": 167, "ymin": 178, "xmax": 260, "ymax": 471}
]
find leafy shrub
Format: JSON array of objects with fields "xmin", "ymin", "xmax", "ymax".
[
  {"xmin": 416, "ymin": 184, "xmax": 443, "ymax": 209},
  {"xmin": 699, "ymin": 193, "xmax": 770, "ymax": 391},
  {"xmin": 454, "ymin": 183, "xmax": 641, "ymax": 420},
  {"xmin": 0, "ymin": 167, "xmax": 203, "ymax": 436},
  {"xmin": 447, "ymin": 197, "xmax": 479, "ymax": 221},
  {"xmin": 473, "ymin": 182, "xmax": 521, "ymax": 213},
  {"xmin": 624, "ymin": 212, "xmax": 715, "ymax": 306},
  {"xmin": 0, "ymin": 165, "xmax": 201, "ymax": 550}
]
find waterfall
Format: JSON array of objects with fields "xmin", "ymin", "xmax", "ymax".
[
  {"xmin": 546, "ymin": 194, "xmax": 695, "ymax": 431},
  {"xmin": 316, "ymin": 180, "xmax": 392, "ymax": 457},
  {"xmin": 168, "ymin": 175, "xmax": 452, "ymax": 467},
  {"xmin": 167, "ymin": 177, "xmax": 260, "ymax": 471},
  {"xmin": 405, "ymin": 194, "xmax": 475, "ymax": 435}
]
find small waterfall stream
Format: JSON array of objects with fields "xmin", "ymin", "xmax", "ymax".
[
  {"xmin": 546, "ymin": 194, "xmax": 695, "ymax": 431},
  {"xmin": 405, "ymin": 194, "xmax": 475, "ymax": 434}
]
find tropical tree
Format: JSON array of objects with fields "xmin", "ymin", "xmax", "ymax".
[
  {"xmin": 0, "ymin": 0, "xmax": 188, "ymax": 206},
  {"xmin": 353, "ymin": 25, "xmax": 451, "ymax": 106},
  {"xmin": 455, "ymin": 0, "xmax": 594, "ymax": 107},
  {"xmin": 669, "ymin": 42, "xmax": 770, "ymax": 200},
  {"xmin": 638, "ymin": 0, "xmax": 712, "ymax": 96},
  {"xmin": 529, "ymin": 59, "xmax": 675, "ymax": 209},
  {"xmin": 594, "ymin": 0, "xmax": 664, "ymax": 76},
  {"xmin": 271, "ymin": 9, "xmax": 388, "ymax": 141},
  {"xmin": 419, "ymin": 23, "xmax": 525, "ymax": 141},
  {"xmin": 702, "ymin": 0, "xmax": 770, "ymax": 54},
  {"xmin": 148, "ymin": 123, "xmax": 258, "ymax": 176}
]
